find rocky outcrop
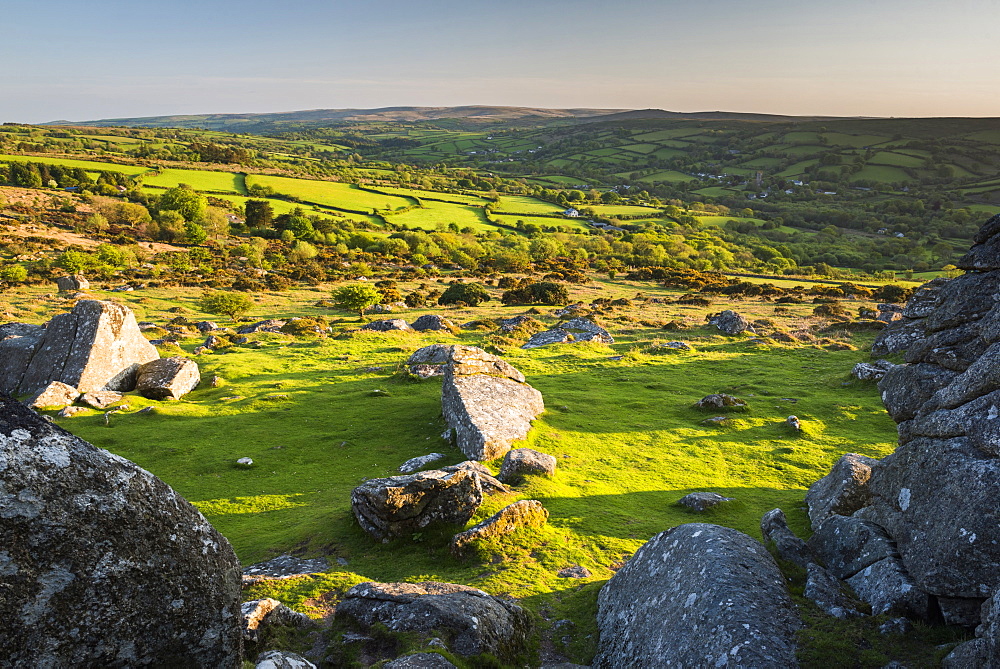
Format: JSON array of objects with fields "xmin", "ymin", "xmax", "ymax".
[
  {"xmin": 852, "ymin": 360, "xmax": 896, "ymax": 381},
  {"xmin": 335, "ymin": 581, "xmax": 532, "ymax": 661},
  {"xmin": 0, "ymin": 395, "xmax": 242, "ymax": 666},
  {"xmin": 804, "ymin": 563, "xmax": 863, "ymax": 619},
  {"xmin": 810, "ymin": 214, "xmax": 1000, "ymax": 627},
  {"xmin": 236, "ymin": 319, "xmax": 286, "ymax": 334},
  {"xmin": 942, "ymin": 585, "xmax": 1000, "ymax": 668},
  {"xmin": 398, "ymin": 453, "xmax": 446, "ymax": 473},
  {"xmin": 871, "ymin": 278, "xmax": 949, "ymax": 356},
  {"xmin": 351, "ymin": 469, "xmax": 483, "ymax": 542},
  {"xmin": 1, "ymin": 300, "xmax": 158, "ymax": 396},
  {"xmin": 805, "ymin": 453, "xmax": 878, "ymax": 530},
  {"xmin": 498, "ymin": 448, "xmax": 557, "ymax": 483},
  {"xmin": 256, "ymin": 650, "xmax": 317, "ymax": 669},
  {"xmin": 441, "ymin": 347, "xmax": 544, "ymax": 461},
  {"xmin": 136, "ymin": 356, "xmax": 201, "ymax": 400},
  {"xmin": 384, "ymin": 653, "xmax": 456, "ymax": 668},
  {"xmin": 450, "ymin": 499, "xmax": 548, "ymax": 557},
  {"xmin": 707, "ymin": 309, "xmax": 754, "ymax": 335},
  {"xmin": 439, "ymin": 461, "xmax": 510, "ymax": 494},
  {"xmin": 594, "ymin": 523, "xmax": 799, "ymax": 668}
]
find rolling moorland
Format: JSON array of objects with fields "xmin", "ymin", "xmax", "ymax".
[{"xmin": 2, "ymin": 108, "xmax": 999, "ymax": 666}]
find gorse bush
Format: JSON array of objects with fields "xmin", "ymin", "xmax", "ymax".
[{"xmin": 438, "ymin": 282, "xmax": 490, "ymax": 307}]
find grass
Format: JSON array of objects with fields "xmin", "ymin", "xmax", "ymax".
[
  {"xmin": 849, "ymin": 165, "xmax": 913, "ymax": 183},
  {"xmin": 635, "ymin": 170, "xmax": 692, "ymax": 183},
  {"xmin": 3, "ymin": 275, "xmax": 915, "ymax": 665},
  {"xmin": 142, "ymin": 168, "xmax": 247, "ymax": 194},
  {"xmin": 492, "ymin": 213, "xmax": 592, "ymax": 232},
  {"xmin": 246, "ymin": 175, "xmax": 411, "ymax": 212},
  {"xmin": 496, "ymin": 195, "xmax": 567, "ymax": 215},
  {"xmin": 370, "ymin": 186, "xmax": 490, "ymax": 206}
]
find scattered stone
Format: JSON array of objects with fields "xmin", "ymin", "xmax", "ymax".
[
  {"xmin": 255, "ymin": 650, "xmax": 317, "ymax": 669},
  {"xmin": 498, "ymin": 448, "xmax": 557, "ymax": 483},
  {"xmin": 233, "ymin": 336, "xmax": 250, "ymax": 344},
  {"xmin": 136, "ymin": 406, "xmax": 154, "ymax": 414},
  {"xmin": 497, "ymin": 315, "xmax": 535, "ymax": 333},
  {"xmin": 880, "ymin": 617, "xmax": 913, "ymax": 635},
  {"xmin": 263, "ymin": 394, "xmax": 290, "ymax": 402},
  {"xmin": 210, "ymin": 374, "xmax": 224, "ymax": 387},
  {"xmin": 237, "ymin": 457, "xmax": 254, "ymax": 467},
  {"xmin": 1, "ymin": 300, "xmax": 158, "ymax": 396},
  {"xmin": 242, "ymin": 554, "xmax": 330, "ymax": 584},
  {"xmin": 363, "ymin": 318, "xmax": 412, "ymax": 332},
  {"xmin": 677, "ymin": 491, "xmax": 735, "ymax": 512},
  {"xmin": 786, "ymin": 415, "xmax": 801, "ymax": 430},
  {"xmin": 56, "ymin": 406, "xmax": 87, "ymax": 418},
  {"xmin": 441, "ymin": 347, "xmax": 544, "ymax": 461},
  {"xmin": 242, "ymin": 598, "xmax": 312, "ymax": 643},
  {"xmin": 760, "ymin": 508, "xmax": 813, "ymax": 568},
  {"xmin": 700, "ymin": 415, "xmax": 732, "ymax": 426},
  {"xmin": 593, "ymin": 523, "xmax": 800, "ymax": 668},
  {"xmin": 876, "ymin": 304, "xmax": 905, "ymax": 323},
  {"xmin": 335, "ymin": 581, "xmax": 532, "ymax": 661},
  {"xmin": 450, "ymin": 499, "xmax": 548, "ymax": 557},
  {"xmin": 384, "ymin": 653, "xmax": 456, "ymax": 669},
  {"xmin": 411, "ymin": 314, "xmax": 456, "ymax": 331},
  {"xmin": 648, "ymin": 340, "xmax": 692, "ymax": 353},
  {"xmin": 55, "ymin": 274, "xmax": 89, "ymax": 292},
  {"xmin": 237, "ymin": 319, "xmax": 287, "ymax": 334},
  {"xmin": 707, "ymin": 309, "xmax": 755, "ymax": 335},
  {"xmin": 195, "ymin": 321, "xmax": 219, "ymax": 332},
  {"xmin": 695, "ymin": 393, "xmax": 747, "ymax": 410},
  {"xmin": 407, "ymin": 344, "xmax": 454, "ymax": 366},
  {"xmin": 27, "ymin": 380, "xmax": 80, "ymax": 409},
  {"xmin": 0, "ymin": 395, "xmax": 242, "ymax": 666},
  {"xmin": 136, "ymin": 356, "xmax": 201, "ymax": 400},
  {"xmin": 80, "ymin": 390, "xmax": 124, "ymax": 409},
  {"xmin": 805, "ymin": 563, "xmax": 863, "ymax": 619},
  {"xmin": 805, "ymin": 453, "xmax": 879, "ymax": 530},
  {"xmin": 852, "ymin": 360, "xmax": 897, "ymax": 381},
  {"xmin": 351, "ymin": 469, "xmax": 484, "ymax": 542},
  {"xmin": 204, "ymin": 334, "xmax": 226, "ymax": 349},
  {"xmin": 557, "ymin": 565, "xmax": 592, "ymax": 579},
  {"xmin": 399, "ymin": 453, "xmax": 446, "ymax": 474}
]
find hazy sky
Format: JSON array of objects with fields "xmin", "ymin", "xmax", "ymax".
[{"xmin": 3, "ymin": 0, "xmax": 998, "ymax": 122}]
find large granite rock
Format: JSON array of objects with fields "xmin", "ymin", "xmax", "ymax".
[
  {"xmin": 450, "ymin": 499, "xmax": 548, "ymax": 557},
  {"xmin": 411, "ymin": 314, "xmax": 455, "ymax": 331},
  {"xmin": 335, "ymin": 581, "xmax": 532, "ymax": 661},
  {"xmin": 441, "ymin": 347, "xmax": 543, "ymax": 461},
  {"xmin": 351, "ymin": 469, "xmax": 483, "ymax": 542},
  {"xmin": 1, "ymin": 300, "xmax": 158, "ymax": 396},
  {"xmin": 805, "ymin": 453, "xmax": 879, "ymax": 530},
  {"xmin": 0, "ymin": 395, "xmax": 242, "ymax": 666},
  {"xmin": 27, "ymin": 380, "xmax": 80, "ymax": 409},
  {"xmin": 363, "ymin": 318, "xmax": 412, "ymax": 332},
  {"xmin": 593, "ymin": 523, "xmax": 799, "ymax": 668},
  {"xmin": 942, "ymin": 584, "xmax": 1000, "ymax": 667},
  {"xmin": 760, "ymin": 508, "xmax": 813, "ymax": 568},
  {"xmin": 136, "ymin": 356, "xmax": 201, "ymax": 400}
]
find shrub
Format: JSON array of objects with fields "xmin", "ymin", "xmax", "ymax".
[
  {"xmin": 500, "ymin": 280, "xmax": 569, "ymax": 305},
  {"xmin": 438, "ymin": 282, "xmax": 490, "ymax": 307},
  {"xmin": 0, "ymin": 264, "xmax": 28, "ymax": 284},
  {"xmin": 332, "ymin": 283, "xmax": 382, "ymax": 319},
  {"xmin": 198, "ymin": 291, "xmax": 255, "ymax": 320}
]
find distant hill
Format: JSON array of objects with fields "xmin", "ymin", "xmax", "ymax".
[
  {"xmin": 47, "ymin": 106, "xmax": 631, "ymax": 131},
  {"xmin": 581, "ymin": 109, "xmax": 860, "ymax": 123}
]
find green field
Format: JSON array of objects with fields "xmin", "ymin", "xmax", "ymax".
[
  {"xmin": 868, "ymin": 152, "xmax": 925, "ymax": 168},
  {"xmin": 142, "ymin": 168, "xmax": 247, "ymax": 194},
  {"xmin": 372, "ymin": 186, "xmax": 491, "ymax": 206},
  {"xmin": 850, "ymin": 165, "xmax": 914, "ymax": 183},
  {"xmin": 589, "ymin": 204, "xmax": 664, "ymax": 217},
  {"xmin": 246, "ymin": 175, "xmax": 412, "ymax": 212},
  {"xmin": 635, "ymin": 170, "xmax": 694, "ymax": 184},
  {"xmin": 385, "ymin": 200, "xmax": 492, "ymax": 232},
  {"xmin": 496, "ymin": 195, "xmax": 567, "ymax": 215},
  {"xmin": 0, "ymin": 154, "xmax": 151, "ymax": 176},
  {"xmin": 492, "ymin": 213, "xmax": 592, "ymax": 231}
]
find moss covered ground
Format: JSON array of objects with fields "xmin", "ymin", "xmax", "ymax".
[{"xmin": 3, "ymin": 279, "xmax": 968, "ymax": 666}]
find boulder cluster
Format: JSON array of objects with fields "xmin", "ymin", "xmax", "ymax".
[
  {"xmin": 1, "ymin": 300, "xmax": 200, "ymax": 406},
  {"xmin": 521, "ymin": 316, "xmax": 614, "ymax": 349}
]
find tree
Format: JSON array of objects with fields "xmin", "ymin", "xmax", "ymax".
[
  {"xmin": 158, "ymin": 185, "xmax": 207, "ymax": 221},
  {"xmin": 245, "ymin": 200, "xmax": 274, "ymax": 228},
  {"xmin": 199, "ymin": 291, "xmax": 255, "ymax": 320},
  {"xmin": 0, "ymin": 264, "xmax": 27, "ymax": 283},
  {"xmin": 184, "ymin": 221, "xmax": 208, "ymax": 245},
  {"xmin": 332, "ymin": 283, "xmax": 382, "ymax": 320}
]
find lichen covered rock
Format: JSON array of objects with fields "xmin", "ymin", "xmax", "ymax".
[
  {"xmin": 0, "ymin": 395, "xmax": 242, "ymax": 666},
  {"xmin": 450, "ymin": 499, "xmax": 548, "ymax": 557},
  {"xmin": 136, "ymin": 356, "xmax": 201, "ymax": 400}
]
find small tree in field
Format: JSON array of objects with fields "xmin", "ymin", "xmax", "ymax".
[
  {"xmin": 199, "ymin": 291, "xmax": 254, "ymax": 321},
  {"xmin": 332, "ymin": 283, "xmax": 382, "ymax": 320}
]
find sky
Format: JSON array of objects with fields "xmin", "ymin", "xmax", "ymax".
[{"xmin": 3, "ymin": 0, "xmax": 999, "ymax": 123}]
